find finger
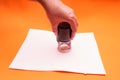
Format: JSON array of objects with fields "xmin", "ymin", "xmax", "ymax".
[
  {"xmin": 70, "ymin": 14, "xmax": 78, "ymax": 30},
  {"xmin": 71, "ymin": 31, "xmax": 76, "ymax": 40},
  {"xmin": 70, "ymin": 14, "xmax": 78, "ymax": 39},
  {"xmin": 68, "ymin": 18, "xmax": 78, "ymax": 39}
]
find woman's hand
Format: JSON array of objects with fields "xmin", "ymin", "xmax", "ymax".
[{"xmin": 38, "ymin": 0, "xmax": 78, "ymax": 39}]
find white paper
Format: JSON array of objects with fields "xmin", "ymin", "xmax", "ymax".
[{"xmin": 9, "ymin": 29, "xmax": 106, "ymax": 74}]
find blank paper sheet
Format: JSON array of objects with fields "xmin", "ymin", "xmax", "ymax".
[{"xmin": 9, "ymin": 29, "xmax": 106, "ymax": 74}]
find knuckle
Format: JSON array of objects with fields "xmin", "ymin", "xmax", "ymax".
[{"xmin": 67, "ymin": 9, "xmax": 74, "ymax": 16}]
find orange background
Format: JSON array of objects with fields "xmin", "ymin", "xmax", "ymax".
[{"xmin": 0, "ymin": 0, "xmax": 120, "ymax": 80}]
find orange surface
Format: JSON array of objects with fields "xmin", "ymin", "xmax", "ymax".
[{"xmin": 0, "ymin": 0, "xmax": 120, "ymax": 80}]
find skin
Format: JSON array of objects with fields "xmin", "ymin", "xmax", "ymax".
[{"xmin": 37, "ymin": 0, "xmax": 78, "ymax": 40}]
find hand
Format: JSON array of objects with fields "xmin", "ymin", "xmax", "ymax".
[{"xmin": 38, "ymin": 0, "xmax": 78, "ymax": 39}]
